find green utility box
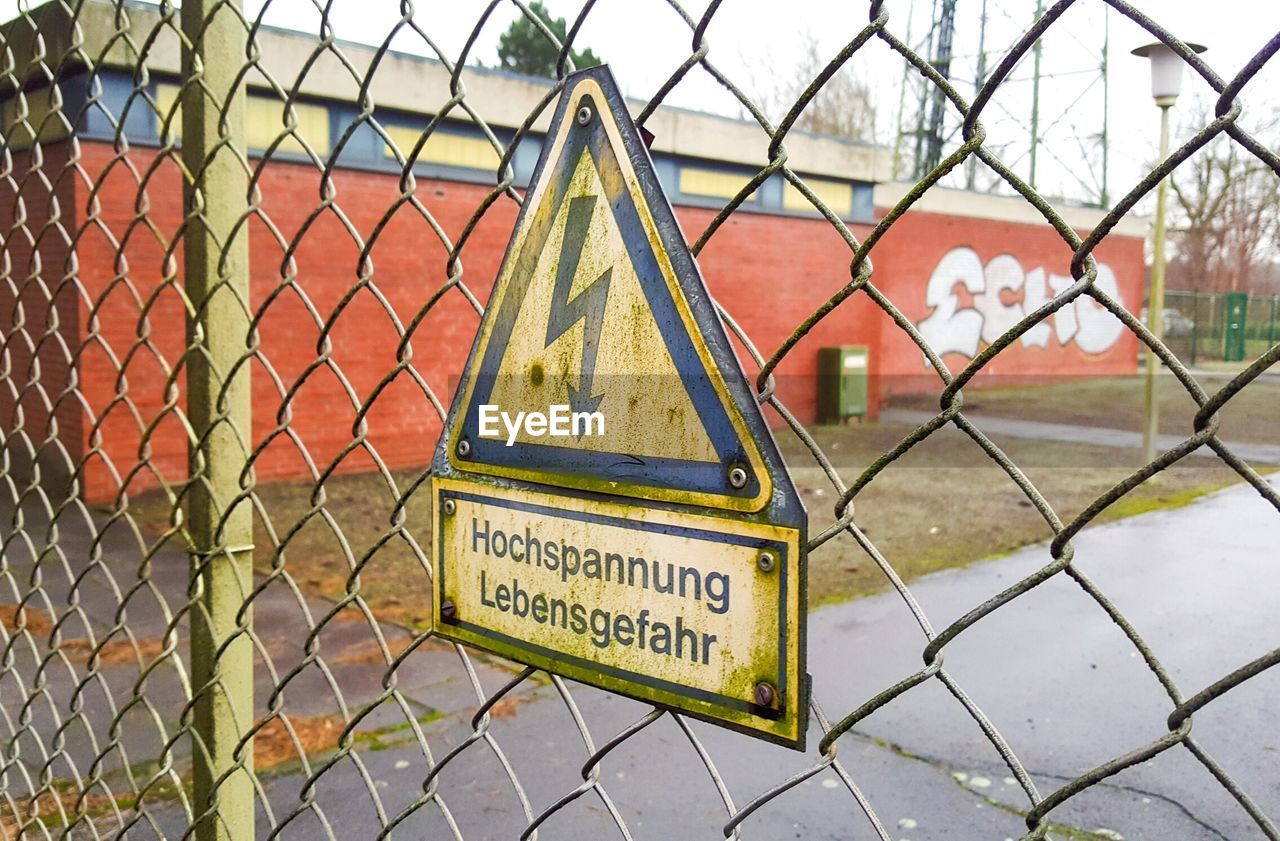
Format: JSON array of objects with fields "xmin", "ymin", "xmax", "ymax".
[
  {"xmin": 817, "ymin": 346, "xmax": 869, "ymax": 423},
  {"xmin": 1223, "ymin": 291, "xmax": 1248, "ymax": 362}
]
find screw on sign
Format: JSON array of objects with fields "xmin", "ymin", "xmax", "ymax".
[{"xmin": 429, "ymin": 67, "xmax": 809, "ymax": 747}]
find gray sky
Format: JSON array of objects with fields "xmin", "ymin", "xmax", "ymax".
[
  {"xmin": 4, "ymin": 0, "xmax": 1278, "ymax": 208},
  {"xmin": 236, "ymin": 0, "xmax": 1280, "ymax": 208}
]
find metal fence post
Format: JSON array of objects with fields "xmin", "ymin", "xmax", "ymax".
[{"xmin": 181, "ymin": 0, "xmax": 255, "ymax": 838}]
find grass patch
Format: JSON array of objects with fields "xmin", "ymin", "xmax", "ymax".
[
  {"xmin": 781, "ymin": 420, "xmax": 1242, "ymax": 605},
  {"xmin": 1101, "ymin": 483, "xmax": 1224, "ymax": 519},
  {"xmin": 354, "ymin": 707, "xmax": 446, "ymax": 752},
  {"xmin": 127, "ymin": 419, "xmax": 1249, "ymax": 616}
]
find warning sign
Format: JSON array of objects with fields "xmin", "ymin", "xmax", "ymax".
[
  {"xmin": 432, "ymin": 67, "xmax": 808, "ymax": 747},
  {"xmin": 433, "ymin": 479, "xmax": 803, "ymax": 745},
  {"xmin": 447, "ymin": 73, "xmax": 772, "ymax": 511}
]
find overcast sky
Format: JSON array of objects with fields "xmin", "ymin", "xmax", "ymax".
[
  {"xmin": 240, "ymin": 0, "xmax": 1280, "ymax": 207},
  {"xmin": 4, "ymin": 0, "xmax": 1278, "ymax": 208}
]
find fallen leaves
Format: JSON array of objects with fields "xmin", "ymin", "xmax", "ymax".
[
  {"xmin": 0, "ymin": 605, "xmax": 169, "ymax": 667},
  {"xmin": 62, "ymin": 636, "xmax": 169, "ymax": 666},
  {"xmin": 254, "ymin": 714, "xmax": 345, "ymax": 770},
  {"xmin": 0, "ymin": 604, "xmax": 54, "ymax": 637},
  {"xmin": 488, "ymin": 697, "xmax": 520, "ymax": 719}
]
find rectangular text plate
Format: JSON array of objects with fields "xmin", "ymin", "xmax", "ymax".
[{"xmin": 432, "ymin": 476, "xmax": 805, "ymax": 746}]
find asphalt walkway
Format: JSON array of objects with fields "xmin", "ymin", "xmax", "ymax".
[
  {"xmin": 216, "ymin": 473, "xmax": 1275, "ymax": 840},
  {"xmin": 881, "ymin": 408, "xmax": 1280, "ymax": 465},
  {"xmin": 130, "ymin": 476, "xmax": 1275, "ymax": 840},
  {"xmin": 6, "ymin": 473, "xmax": 1277, "ymax": 838}
]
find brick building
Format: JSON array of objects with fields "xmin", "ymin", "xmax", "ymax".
[{"xmin": 1, "ymin": 0, "xmax": 1146, "ymax": 502}]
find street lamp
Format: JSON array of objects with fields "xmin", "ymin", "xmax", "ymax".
[{"xmin": 1131, "ymin": 40, "xmax": 1206, "ymax": 465}]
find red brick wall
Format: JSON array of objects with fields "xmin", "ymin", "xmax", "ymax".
[
  {"xmin": 869, "ymin": 209, "xmax": 1144, "ymax": 400},
  {"xmin": 0, "ymin": 144, "xmax": 83, "ymax": 490},
  {"xmin": 675, "ymin": 207, "xmax": 880, "ymax": 427},
  {"xmin": 74, "ymin": 143, "xmax": 189, "ymax": 502},
  {"xmin": 55, "ymin": 141, "xmax": 1144, "ymax": 500},
  {"xmin": 74, "ymin": 142, "xmax": 516, "ymax": 501}
]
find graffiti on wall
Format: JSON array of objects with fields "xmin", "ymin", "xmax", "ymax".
[{"xmin": 917, "ymin": 246, "xmax": 1127, "ymax": 359}]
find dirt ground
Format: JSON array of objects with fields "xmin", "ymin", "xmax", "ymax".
[
  {"xmin": 125, "ymin": 407, "xmax": 1252, "ymax": 618},
  {"xmin": 887, "ymin": 372, "xmax": 1280, "ymax": 446},
  {"xmin": 778, "ymin": 420, "xmax": 1244, "ymax": 605}
]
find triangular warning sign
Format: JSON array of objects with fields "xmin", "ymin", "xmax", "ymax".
[
  {"xmin": 440, "ymin": 67, "xmax": 789, "ymax": 513},
  {"xmin": 430, "ymin": 69, "xmax": 809, "ymax": 746}
]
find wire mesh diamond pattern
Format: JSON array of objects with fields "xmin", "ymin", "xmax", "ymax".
[{"xmin": 0, "ymin": 0, "xmax": 1275, "ymax": 839}]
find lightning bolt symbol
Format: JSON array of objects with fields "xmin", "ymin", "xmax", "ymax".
[{"xmin": 545, "ymin": 194, "xmax": 612, "ymax": 416}]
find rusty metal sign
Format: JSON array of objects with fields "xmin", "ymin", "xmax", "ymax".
[{"xmin": 432, "ymin": 67, "xmax": 808, "ymax": 747}]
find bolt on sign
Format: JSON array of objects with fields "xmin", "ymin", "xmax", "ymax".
[{"xmin": 431, "ymin": 67, "xmax": 808, "ymax": 748}]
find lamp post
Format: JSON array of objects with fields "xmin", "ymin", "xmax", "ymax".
[{"xmin": 1131, "ymin": 40, "xmax": 1205, "ymax": 465}]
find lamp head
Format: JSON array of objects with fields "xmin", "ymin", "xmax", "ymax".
[{"xmin": 1131, "ymin": 41, "xmax": 1207, "ymax": 107}]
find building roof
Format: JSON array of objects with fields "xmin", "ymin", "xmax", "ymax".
[
  {"xmin": 6, "ymin": 0, "xmax": 1146, "ymax": 237},
  {"xmin": 10, "ymin": 0, "xmax": 890, "ymax": 184},
  {"xmin": 874, "ymin": 181, "xmax": 1149, "ymax": 239}
]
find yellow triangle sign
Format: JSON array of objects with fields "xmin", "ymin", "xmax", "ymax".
[
  {"xmin": 442, "ymin": 69, "xmax": 783, "ymax": 513},
  {"xmin": 431, "ymin": 69, "xmax": 809, "ymax": 747}
]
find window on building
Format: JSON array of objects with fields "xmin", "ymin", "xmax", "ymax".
[
  {"xmin": 154, "ymin": 83, "xmax": 332, "ymax": 157},
  {"xmin": 247, "ymin": 96, "xmax": 330, "ymax": 156},
  {"xmin": 783, "ymin": 177, "xmax": 854, "ymax": 218},
  {"xmin": 153, "ymin": 83, "xmax": 182, "ymax": 143},
  {"xmin": 383, "ymin": 123, "xmax": 502, "ymax": 173},
  {"xmin": 678, "ymin": 166, "xmax": 754, "ymax": 201}
]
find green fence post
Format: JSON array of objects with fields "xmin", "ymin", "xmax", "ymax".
[
  {"xmin": 1223, "ymin": 291, "xmax": 1248, "ymax": 362},
  {"xmin": 181, "ymin": 0, "xmax": 254, "ymax": 838}
]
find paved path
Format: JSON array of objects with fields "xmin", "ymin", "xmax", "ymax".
[
  {"xmin": 169, "ymin": 477, "xmax": 1274, "ymax": 840},
  {"xmin": 882, "ymin": 408, "xmax": 1280, "ymax": 465},
  {"xmin": 1186, "ymin": 367, "xmax": 1280, "ymax": 384},
  {"xmin": 797, "ymin": 476, "xmax": 1280, "ymax": 839},
  {"xmin": 0, "ymin": 495, "xmax": 537, "ymax": 837},
  {"xmin": 7, "ymin": 478, "xmax": 1277, "ymax": 838}
]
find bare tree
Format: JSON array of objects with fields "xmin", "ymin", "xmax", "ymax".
[
  {"xmin": 1168, "ymin": 108, "xmax": 1280, "ymax": 294},
  {"xmin": 753, "ymin": 34, "xmax": 878, "ymax": 143}
]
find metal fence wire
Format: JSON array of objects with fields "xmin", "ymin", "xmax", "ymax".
[
  {"xmin": 0, "ymin": 0, "xmax": 1277, "ymax": 839},
  {"xmin": 1164, "ymin": 290, "xmax": 1280, "ymax": 363}
]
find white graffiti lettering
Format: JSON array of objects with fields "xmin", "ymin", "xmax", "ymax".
[{"xmin": 917, "ymin": 246, "xmax": 1125, "ymax": 359}]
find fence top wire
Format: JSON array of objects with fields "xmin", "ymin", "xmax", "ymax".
[{"xmin": 0, "ymin": 0, "xmax": 1276, "ymax": 839}]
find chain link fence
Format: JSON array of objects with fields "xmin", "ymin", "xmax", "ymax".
[
  {"xmin": 0, "ymin": 0, "xmax": 1277, "ymax": 839},
  {"xmin": 1163, "ymin": 290, "xmax": 1280, "ymax": 364}
]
